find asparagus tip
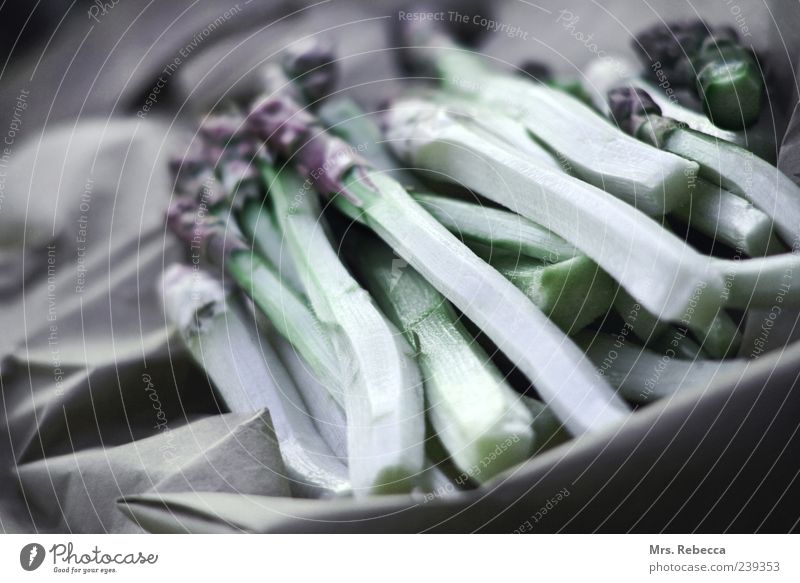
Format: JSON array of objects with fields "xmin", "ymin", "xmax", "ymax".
[
  {"xmin": 515, "ymin": 60, "xmax": 553, "ymax": 83},
  {"xmin": 249, "ymin": 92, "xmax": 366, "ymax": 205},
  {"xmin": 282, "ymin": 36, "xmax": 339, "ymax": 102},
  {"xmin": 199, "ymin": 112, "xmax": 248, "ymax": 145},
  {"xmin": 161, "ymin": 263, "xmax": 227, "ymax": 336},
  {"xmin": 388, "ymin": 3, "xmax": 490, "ymax": 75},
  {"xmin": 607, "ymin": 86, "xmax": 662, "ymax": 136},
  {"xmin": 166, "ymin": 198, "xmax": 246, "ymax": 267}
]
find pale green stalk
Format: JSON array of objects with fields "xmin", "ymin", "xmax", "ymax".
[
  {"xmin": 672, "ymin": 179, "xmax": 783, "ymax": 257},
  {"xmin": 352, "ymin": 239, "xmax": 535, "ymax": 483},
  {"xmin": 578, "ymin": 332, "xmax": 749, "ymax": 403},
  {"xmin": 659, "ymin": 127, "xmax": 800, "ymax": 247},
  {"xmin": 413, "ymin": 193, "xmax": 578, "ymax": 263},
  {"xmin": 334, "ymin": 171, "xmax": 630, "ymax": 435},
  {"xmin": 384, "ymin": 97, "xmax": 726, "ymax": 329},
  {"xmin": 267, "ymin": 328, "xmax": 348, "ymax": 460},
  {"xmin": 239, "ymin": 199, "xmax": 306, "ymax": 295},
  {"xmin": 160, "ymin": 264, "xmax": 350, "ymax": 497},
  {"xmin": 432, "ymin": 53, "xmax": 698, "ymax": 215},
  {"xmin": 266, "ymin": 163, "xmax": 425, "ymax": 496},
  {"xmin": 249, "ymin": 73, "xmax": 630, "ymax": 437},
  {"xmin": 471, "ymin": 249, "xmax": 616, "ymax": 333}
]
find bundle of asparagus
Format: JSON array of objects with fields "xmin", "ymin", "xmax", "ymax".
[{"xmin": 159, "ymin": 16, "xmax": 793, "ymax": 499}]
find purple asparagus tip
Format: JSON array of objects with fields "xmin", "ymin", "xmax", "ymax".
[
  {"xmin": 166, "ymin": 198, "xmax": 246, "ymax": 267},
  {"xmin": 249, "ymin": 92, "xmax": 365, "ymax": 206},
  {"xmin": 282, "ymin": 37, "xmax": 339, "ymax": 102},
  {"xmin": 607, "ymin": 86, "xmax": 662, "ymax": 137}
]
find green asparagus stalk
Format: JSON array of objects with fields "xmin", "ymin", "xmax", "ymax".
[
  {"xmin": 412, "ymin": 193, "xmax": 578, "ymax": 263},
  {"xmin": 397, "ymin": 17, "xmax": 699, "ymax": 215},
  {"xmin": 632, "ymin": 20, "xmax": 763, "ymax": 129},
  {"xmin": 608, "ymin": 86, "xmax": 800, "ymax": 248},
  {"xmin": 247, "ymin": 81, "xmax": 630, "ymax": 436},
  {"xmin": 268, "ymin": 329, "xmax": 348, "ymax": 460},
  {"xmin": 318, "ymin": 101, "xmax": 712, "ymax": 349},
  {"xmin": 471, "ymin": 248, "xmax": 616, "ymax": 333},
  {"xmin": 383, "ymin": 96, "xmax": 726, "ymax": 329},
  {"xmin": 160, "ymin": 263, "xmax": 350, "ymax": 497},
  {"xmin": 671, "ymin": 178, "xmax": 784, "ymax": 257},
  {"xmin": 582, "ymin": 55, "xmax": 775, "ymax": 161},
  {"xmin": 424, "ymin": 92, "xmax": 565, "ymax": 172},
  {"xmin": 611, "ymin": 286, "xmax": 740, "ymax": 359},
  {"xmin": 317, "ymin": 98, "xmax": 424, "ymax": 189},
  {"xmin": 238, "ymin": 293, "xmax": 349, "ymax": 459},
  {"xmin": 239, "ymin": 198, "xmax": 306, "ymax": 296},
  {"xmin": 166, "ymin": 199, "xmax": 345, "ymax": 408},
  {"xmin": 350, "ymin": 238, "xmax": 535, "ymax": 482},
  {"xmin": 264, "ymin": 161, "xmax": 426, "ymax": 496},
  {"xmin": 578, "ymin": 332, "xmax": 750, "ymax": 404}
]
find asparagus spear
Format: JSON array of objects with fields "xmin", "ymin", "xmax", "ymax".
[
  {"xmin": 383, "ymin": 96, "xmax": 726, "ymax": 328},
  {"xmin": 671, "ymin": 178, "xmax": 784, "ymax": 257},
  {"xmin": 238, "ymin": 198, "xmax": 306, "ymax": 296},
  {"xmin": 396, "ymin": 16, "xmax": 699, "ymax": 215},
  {"xmin": 351, "ymin": 238, "xmax": 535, "ymax": 482},
  {"xmin": 471, "ymin": 249, "xmax": 616, "ymax": 334},
  {"xmin": 608, "ymin": 86, "xmax": 800, "ymax": 249},
  {"xmin": 578, "ymin": 332, "xmax": 750, "ymax": 404},
  {"xmin": 412, "ymin": 193, "xmax": 577, "ymax": 263},
  {"xmin": 265, "ymin": 161, "xmax": 426, "ymax": 496},
  {"xmin": 268, "ymin": 329, "xmax": 348, "ymax": 460},
  {"xmin": 160, "ymin": 264, "xmax": 350, "ymax": 497},
  {"xmin": 166, "ymin": 199, "xmax": 346, "ymax": 407},
  {"xmin": 424, "ymin": 92, "xmax": 565, "ymax": 172},
  {"xmin": 317, "ymin": 97, "xmax": 425, "ymax": 189},
  {"xmin": 633, "ymin": 20, "xmax": 763, "ymax": 129},
  {"xmin": 281, "ymin": 37, "xmax": 338, "ymax": 103},
  {"xmin": 582, "ymin": 55, "xmax": 775, "ymax": 161},
  {"xmin": 248, "ymin": 78, "xmax": 630, "ymax": 436}
]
